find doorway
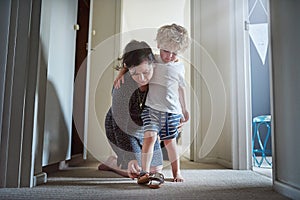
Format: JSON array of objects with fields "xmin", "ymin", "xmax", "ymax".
[
  {"xmin": 84, "ymin": 0, "xmax": 192, "ymax": 163},
  {"xmin": 120, "ymin": 0, "xmax": 191, "ymax": 162},
  {"xmin": 72, "ymin": 0, "xmax": 90, "ymax": 157},
  {"xmin": 248, "ymin": 0, "xmax": 272, "ymax": 177}
]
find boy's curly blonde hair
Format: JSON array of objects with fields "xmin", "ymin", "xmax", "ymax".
[{"xmin": 156, "ymin": 23, "xmax": 190, "ymax": 54}]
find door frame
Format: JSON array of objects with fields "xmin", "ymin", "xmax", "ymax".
[
  {"xmin": 72, "ymin": 0, "xmax": 91, "ymax": 157},
  {"xmin": 82, "ymin": 0, "xmax": 94, "ymax": 159},
  {"xmin": 0, "ymin": 0, "xmax": 42, "ymax": 187}
]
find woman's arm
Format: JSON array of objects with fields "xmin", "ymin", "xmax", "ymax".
[
  {"xmin": 111, "ymin": 73, "xmax": 139, "ymax": 133},
  {"xmin": 111, "ymin": 73, "xmax": 131, "ymax": 131}
]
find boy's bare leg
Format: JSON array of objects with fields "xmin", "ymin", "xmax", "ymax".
[
  {"xmin": 141, "ymin": 131, "xmax": 157, "ymax": 173},
  {"xmin": 164, "ymin": 139, "xmax": 184, "ymax": 182},
  {"xmin": 150, "ymin": 165, "xmax": 163, "ymax": 174}
]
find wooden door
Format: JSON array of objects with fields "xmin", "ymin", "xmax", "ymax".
[{"xmin": 72, "ymin": 0, "xmax": 90, "ymax": 156}]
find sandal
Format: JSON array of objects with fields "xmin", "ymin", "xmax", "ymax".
[
  {"xmin": 148, "ymin": 172, "xmax": 165, "ymax": 189},
  {"xmin": 137, "ymin": 171, "xmax": 164, "ymax": 189},
  {"xmin": 137, "ymin": 171, "xmax": 150, "ymax": 185}
]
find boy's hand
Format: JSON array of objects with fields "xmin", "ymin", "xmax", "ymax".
[
  {"xmin": 181, "ymin": 110, "xmax": 189, "ymax": 123},
  {"xmin": 113, "ymin": 75, "xmax": 124, "ymax": 89}
]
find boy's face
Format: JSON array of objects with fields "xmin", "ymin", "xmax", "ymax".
[{"xmin": 159, "ymin": 49, "xmax": 178, "ymax": 63}]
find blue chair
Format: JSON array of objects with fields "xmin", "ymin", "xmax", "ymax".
[{"xmin": 252, "ymin": 115, "xmax": 272, "ymax": 167}]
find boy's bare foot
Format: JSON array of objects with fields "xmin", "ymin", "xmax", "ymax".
[
  {"xmin": 98, "ymin": 156, "xmax": 117, "ymax": 171},
  {"xmin": 173, "ymin": 174, "xmax": 184, "ymax": 182}
]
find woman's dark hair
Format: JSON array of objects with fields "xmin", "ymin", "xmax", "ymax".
[{"xmin": 115, "ymin": 40, "xmax": 155, "ymax": 70}]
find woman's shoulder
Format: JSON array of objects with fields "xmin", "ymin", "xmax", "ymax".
[
  {"xmin": 112, "ymin": 73, "xmax": 136, "ymax": 94},
  {"xmin": 122, "ymin": 72, "xmax": 136, "ymax": 88}
]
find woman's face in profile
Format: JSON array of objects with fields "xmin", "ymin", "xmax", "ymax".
[{"xmin": 129, "ymin": 61, "xmax": 153, "ymax": 86}]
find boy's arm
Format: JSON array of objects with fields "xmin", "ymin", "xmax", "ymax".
[
  {"xmin": 178, "ymin": 86, "xmax": 189, "ymax": 123},
  {"xmin": 114, "ymin": 67, "xmax": 128, "ymax": 89}
]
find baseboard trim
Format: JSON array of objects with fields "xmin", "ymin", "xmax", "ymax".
[
  {"xmin": 195, "ymin": 157, "xmax": 232, "ymax": 169},
  {"xmin": 33, "ymin": 172, "xmax": 47, "ymax": 186},
  {"xmin": 274, "ymin": 180, "xmax": 300, "ymax": 200}
]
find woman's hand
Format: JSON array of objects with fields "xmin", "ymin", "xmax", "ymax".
[{"xmin": 127, "ymin": 160, "xmax": 141, "ymax": 179}]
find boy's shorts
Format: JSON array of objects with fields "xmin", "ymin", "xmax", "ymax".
[{"xmin": 141, "ymin": 106, "xmax": 182, "ymax": 140}]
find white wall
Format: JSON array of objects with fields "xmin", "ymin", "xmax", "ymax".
[
  {"xmin": 190, "ymin": 0, "xmax": 237, "ymax": 167},
  {"xmin": 121, "ymin": 0, "xmax": 190, "ymax": 51},
  {"xmin": 190, "ymin": 0, "xmax": 254, "ymax": 169}
]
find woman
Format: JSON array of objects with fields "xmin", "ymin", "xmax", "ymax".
[{"xmin": 98, "ymin": 40, "xmax": 163, "ymax": 178}]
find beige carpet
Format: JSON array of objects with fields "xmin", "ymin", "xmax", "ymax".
[{"xmin": 0, "ymin": 159, "xmax": 289, "ymax": 200}]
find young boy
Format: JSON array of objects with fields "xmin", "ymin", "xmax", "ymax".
[{"xmin": 140, "ymin": 23, "xmax": 190, "ymax": 183}]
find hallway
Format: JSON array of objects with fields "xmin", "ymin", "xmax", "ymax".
[{"xmin": 0, "ymin": 158, "xmax": 287, "ymax": 200}]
